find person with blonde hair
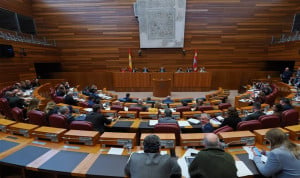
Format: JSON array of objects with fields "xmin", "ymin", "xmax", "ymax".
[
  {"xmin": 27, "ymin": 98, "xmax": 40, "ymax": 112},
  {"xmin": 44, "ymin": 101, "xmax": 58, "ymax": 122},
  {"xmin": 253, "ymin": 128, "xmax": 300, "ymax": 178},
  {"xmin": 148, "ymin": 101, "xmax": 161, "ymax": 113}
]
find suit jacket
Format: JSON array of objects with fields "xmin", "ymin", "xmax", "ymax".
[
  {"xmin": 7, "ymin": 96, "xmax": 26, "ymax": 109},
  {"xmin": 244, "ymin": 111, "xmax": 265, "ymax": 121},
  {"xmin": 64, "ymin": 95, "xmax": 78, "ymax": 106},
  {"xmin": 85, "ymin": 112, "xmax": 112, "ymax": 133},
  {"xmin": 282, "ymin": 104, "xmax": 293, "ymax": 111},
  {"xmin": 253, "ymin": 146, "xmax": 300, "ymax": 178},
  {"xmin": 158, "ymin": 117, "xmax": 177, "ymax": 124},
  {"xmin": 189, "ymin": 148, "xmax": 237, "ymax": 178},
  {"xmin": 220, "ymin": 116, "xmax": 241, "ymax": 130},
  {"xmin": 125, "ymin": 152, "xmax": 181, "ymax": 178}
]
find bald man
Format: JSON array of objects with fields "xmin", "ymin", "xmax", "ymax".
[{"xmin": 188, "ymin": 133, "xmax": 237, "ymax": 178}]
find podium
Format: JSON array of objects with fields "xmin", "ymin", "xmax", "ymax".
[{"xmin": 153, "ymin": 79, "xmax": 171, "ymax": 97}]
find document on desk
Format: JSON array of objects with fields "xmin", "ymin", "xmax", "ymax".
[
  {"xmin": 177, "ymin": 148, "xmax": 199, "ymax": 178},
  {"xmin": 107, "ymin": 147, "xmax": 124, "ymax": 155},
  {"xmin": 243, "ymin": 146, "xmax": 268, "ymax": 162},
  {"xmin": 236, "ymin": 161, "xmax": 253, "ymax": 177},
  {"xmin": 149, "ymin": 120, "xmax": 158, "ymax": 126},
  {"xmin": 243, "ymin": 146, "xmax": 254, "ymax": 160},
  {"xmin": 178, "ymin": 121, "xmax": 191, "ymax": 127}
]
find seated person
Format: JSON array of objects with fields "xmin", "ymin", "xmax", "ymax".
[
  {"xmin": 176, "ymin": 67, "xmax": 183, "ymax": 73},
  {"xmin": 159, "ymin": 66, "xmax": 166, "ymax": 72},
  {"xmin": 148, "ymin": 101, "xmax": 161, "ymax": 113},
  {"xmin": 85, "ymin": 104, "xmax": 112, "ymax": 134},
  {"xmin": 199, "ymin": 67, "xmax": 206, "ymax": 72},
  {"xmin": 20, "ymin": 81, "xmax": 27, "ymax": 92},
  {"xmin": 125, "ymin": 134, "xmax": 181, "ymax": 178},
  {"xmin": 89, "ymin": 84, "xmax": 98, "ymax": 94},
  {"xmin": 261, "ymin": 84, "xmax": 272, "ymax": 95},
  {"xmin": 253, "ymin": 128, "xmax": 300, "ymax": 178},
  {"xmin": 181, "ymin": 101, "xmax": 189, "ymax": 107},
  {"xmin": 31, "ymin": 78, "xmax": 40, "ymax": 88},
  {"xmin": 63, "ymin": 81, "xmax": 70, "ymax": 90},
  {"xmin": 280, "ymin": 98, "xmax": 293, "ymax": 111},
  {"xmin": 142, "ymin": 67, "xmax": 149, "ymax": 73},
  {"xmin": 162, "ymin": 96, "xmax": 174, "ymax": 104},
  {"xmin": 44, "ymin": 101, "xmax": 58, "ymax": 122},
  {"xmin": 7, "ymin": 91, "xmax": 27, "ymax": 109},
  {"xmin": 189, "ymin": 133, "xmax": 237, "ymax": 178},
  {"xmin": 200, "ymin": 114, "xmax": 214, "ymax": 133},
  {"xmin": 133, "ymin": 99, "xmax": 147, "ymax": 111},
  {"xmin": 145, "ymin": 97, "xmax": 155, "ymax": 104},
  {"xmin": 186, "ymin": 67, "xmax": 193, "ymax": 72},
  {"xmin": 58, "ymin": 106, "xmax": 75, "ymax": 124},
  {"xmin": 64, "ymin": 91, "xmax": 79, "ymax": 106},
  {"xmin": 272, "ymin": 104, "xmax": 283, "ymax": 119},
  {"xmin": 27, "ymin": 98, "xmax": 40, "ymax": 113},
  {"xmin": 56, "ymin": 84, "xmax": 66, "ymax": 97},
  {"xmin": 194, "ymin": 98, "xmax": 205, "ymax": 108},
  {"xmin": 158, "ymin": 109, "xmax": 177, "ymax": 123},
  {"xmin": 119, "ymin": 93, "xmax": 133, "ymax": 102},
  {"xmin": 87, "ymin": 96, "xmax": 96, "ymax": 107},
  {"xmin": 252, "ymin": 91, "xmax": 266, "ymax": 104},
  {"xmin": 24, "ymin": 80, "xmax": 32, "ymax": 90},
  {"xmin": 243, "ymin": 102, "xmax": 265, "ymax": 121},
  {"xmin": 132, "ymin": 67, "xmax": 138, "ymax": 72},
  {"xmin": 220, "ymin": 107, "xmax": 241, "ymax": 130}
]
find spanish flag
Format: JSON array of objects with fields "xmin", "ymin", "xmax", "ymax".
[
  {"xmin": 193, "ymin": 50, "xmax": 198, "ymax": 72},
  {"xmin": 128, "ymin": 48, "xmax": 132, "ymax": 72}
]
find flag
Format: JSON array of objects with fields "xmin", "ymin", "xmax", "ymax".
[
  {"xmin": 193, "ymin": 50, "xmax": 198, "ymax": 72},
  {"xmin": 128, "ymin": 48, "xmax": 132, "ymax": 72}
]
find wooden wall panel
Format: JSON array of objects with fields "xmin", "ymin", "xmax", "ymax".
[
  {"xmin": 0, "ymin": 0, "xmax": 60, "ymax": 84},
  {"xmin": 0, "ymin": 1, "xmax": 299, "ymax": 89},
  {"xmin": 0, "ymin": 0, "xmax": 32, "ymax": 16},
  {"xmin": 0, "ymin": 39, "xmax": 60, "ymax": 83},
  {"xmin": 30, "ymin": 0, "xmax": 300, "ymax": 73},
  {"xmin": 267, "ymin": 41, "xmax": 300, "ymax": 68}
]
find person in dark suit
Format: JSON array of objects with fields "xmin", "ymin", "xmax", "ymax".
[
  {"xmin": 7, "ymin": 92, "xmax": 26, "ymax": 109},
  {"xmin": 159, "ymin": 67, "xmax": 166, "ymax": 72},
  {"xmin": 85, "ymin": 104, "xmax": 112, "ymax": 134},
  {"xmin": 281, "ymin": 67, "xmax": 293, "ymax": 84},
  {"xmin": 56, "ymin": 84, "xmax": 66, "ymax": 97},
  {"xmin": 280, "ymin": 98, "xmax": 293, "ymax": 111},
  {"xmin": 162, "ymin": 96, "xmax": 174, "ymax": 104},
  {"xmin": 189, "ymin": 133, "xmax": 237, "ymax": 178},
  {"xmin": 220, "ymin": 107, "xmax": 241, "ymax": 130},
  {"xmin": 142, "ymin": 67, "xmax": 149, "ymax": 73},
  {"xmin": 200, "ymin": 114, "xmax": 214, "ymax": 133},
  {"xmin": 64, "ymin": 91, "xmax": 79, "ymax": 106},
  {"xmin": 58, "ymin": 106, "xmax": 75, "ymax": 124},
  {"xmin": 119, "ymin": 93, "xmax": 132, "ymax": 102},
  {"xmin": 125, "ymin": 134, "xmax": 181, "ymax": 178},
  {"xmin": 158, "ymin": 109, "xmax": 177, "ymax": 123},
  {"xmin": 243, "ymin": 102, "xmax": 265, "ymax": 121}
]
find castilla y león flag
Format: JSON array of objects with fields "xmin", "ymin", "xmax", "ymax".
[
  {"xmin": 128, "ymin": 48, "xmax": 132, "ymax": 72},
  {"xmin": 193, "ymin": 50, "xmax": 198, "ymax": 72}
]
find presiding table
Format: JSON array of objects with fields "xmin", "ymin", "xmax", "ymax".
[{"xmin": 113, "ymin": 72, "xmax": 212, "ymax": 92}]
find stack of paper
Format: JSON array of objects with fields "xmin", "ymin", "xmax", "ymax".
[
  {"xmin": 149, "ymin": 120, "xmax": 158, "ymax": 126},
  {"xmin": 235, "ymin": 161, "xmax": 253, "ymax": 177},
  {"xmin": 187, "ymin": 118, "xmax": 200, "ymax": 124},
  {"xmin": 107, "ymin": 147, "xmax": 124, "ymax": 155},
  {"xmin": 178, "ymin": 121, "xmax": 191, "ymax": 127}
]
